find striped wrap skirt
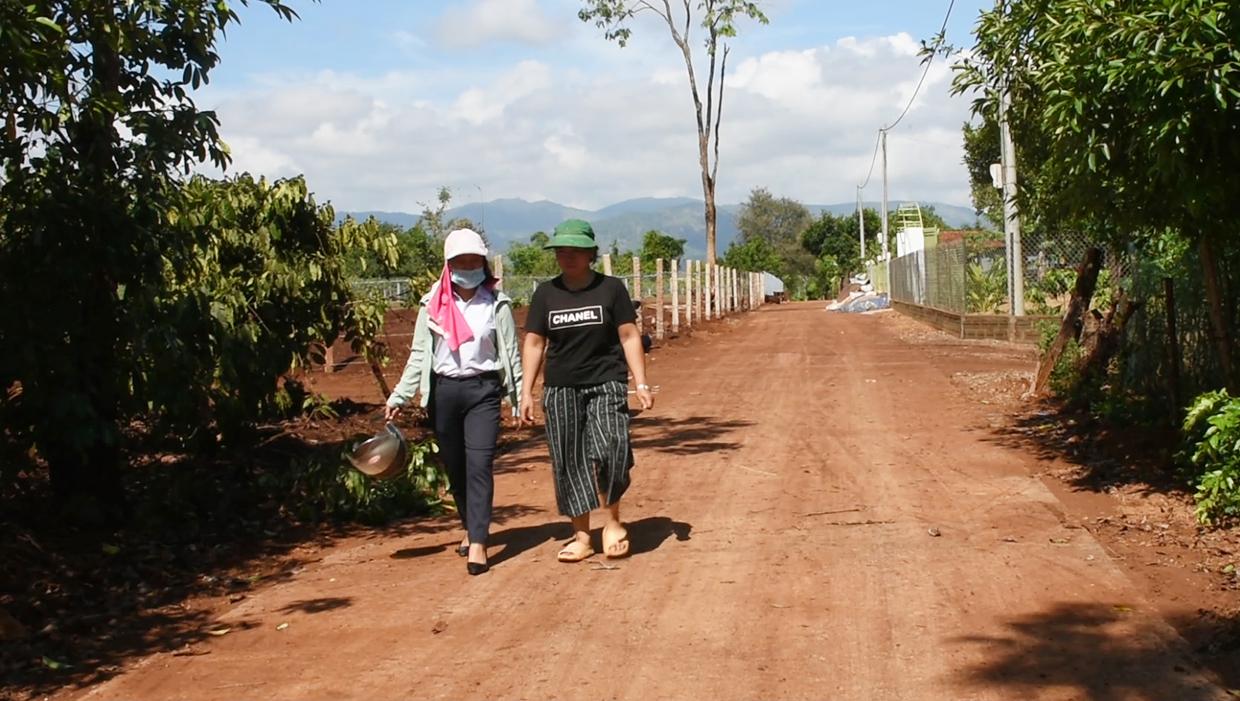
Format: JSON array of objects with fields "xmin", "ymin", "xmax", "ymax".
[{"xmin": 541, "ymin": 380, "xmax": 634, "ymax": 517}]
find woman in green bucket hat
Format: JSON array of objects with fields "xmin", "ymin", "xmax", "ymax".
[{"xmin": 520, "ymin": 218, "xmax": 654, "ymax": 562}]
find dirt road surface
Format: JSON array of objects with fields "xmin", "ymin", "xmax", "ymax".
[{"xmin": 71, "ymin": 303, "xmax": 1230, "ymax": 700}]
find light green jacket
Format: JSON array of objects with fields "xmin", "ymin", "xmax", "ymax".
[{"xmin": 386, "ymin": 287, "xmax": 523, "ymax": 415}]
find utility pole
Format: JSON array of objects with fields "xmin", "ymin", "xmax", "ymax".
[
  {"xmin": 999, "ymin": 83, "xmax": 1025, "ymax": 315},
  {"xmin": 856, "ymin": 185, "xmax": 866, "ymax": 262},
  {"xmin": 473, "ymin": 184, "xmax": 485, "ymax": 230},
  {"xmin": 880, "ymin": 129, "xmax": 889, "ymax": 260}
]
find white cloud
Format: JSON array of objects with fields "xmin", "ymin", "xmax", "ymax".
[
  {"xmin": 435, "ymin": 0, "xmax": 562, "ymax": 48},
  {"xmin": 202, "ymin": 32, "xmax": 975, "ymax": 213},
  {"xmin": 450, "ymin": 60, "xmax": 553, "ymax": 125}
]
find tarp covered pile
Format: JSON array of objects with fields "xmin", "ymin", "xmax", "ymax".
[{"xmin": 826, "ymin": 273, "xmax": 891, "ymax": 313}]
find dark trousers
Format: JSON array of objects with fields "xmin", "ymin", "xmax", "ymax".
[{"xmin": 431, "ymin": 373, "xmax": 502, "ymax": 546}]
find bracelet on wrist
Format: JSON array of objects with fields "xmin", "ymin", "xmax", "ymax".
[{"xmin": 636, "ymin": 383, "xmax": 651, "ymax": 391}]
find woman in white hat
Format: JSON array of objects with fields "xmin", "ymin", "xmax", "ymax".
[{"xmin": 386, "ymin": 228, "xmax": 523, "ymax": 576}]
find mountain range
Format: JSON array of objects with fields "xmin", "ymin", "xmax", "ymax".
[{"xmin": 342, "ymin": 197, "xmax": 984, "ymax": 261}]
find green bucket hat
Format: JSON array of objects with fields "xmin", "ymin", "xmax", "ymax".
[{"xmin": 544, "ymin": 218, "xmax": 598, "ymax": 249}]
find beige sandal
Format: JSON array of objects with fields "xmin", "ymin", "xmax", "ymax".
[
  {"xmin": 557, "ymin": 540, "xmax": 595, "ymax": 563},
  {"xmin": 602, "ymin": 525, "xmax": 630, "ymax": 559}
]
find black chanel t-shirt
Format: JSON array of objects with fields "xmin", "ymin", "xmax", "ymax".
[{"xmin": 525, "ymin": 273, "xmax": 637, "ymax": 387}]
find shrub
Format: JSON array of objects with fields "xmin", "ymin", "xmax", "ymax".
[
  {"xmin": 1182, "ymin": 389, "xmax": 1240, "ymax": 525},
  {"xmin": 270, "ymin": 436, "xmax": 445, "ymax": 525}
]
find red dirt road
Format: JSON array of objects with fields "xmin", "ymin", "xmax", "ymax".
[{"xmin": 71, "ymin": 303, "xmax": 1230, "ymax": 700}]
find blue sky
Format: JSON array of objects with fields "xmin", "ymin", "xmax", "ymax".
[{"xmin": 200, "ymin": 0, "xmax": 994, "ymax": 212}]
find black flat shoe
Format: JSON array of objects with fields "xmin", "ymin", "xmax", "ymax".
[
  {"xmin": 456, "ymin": 544, "xmax": 469, "ymax": 557},
  {"xmin": 467, "ymin": 561, "xmax": 489, "ymax": 576}
]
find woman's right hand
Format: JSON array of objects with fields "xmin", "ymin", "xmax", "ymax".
[
  {"xmin": 384, "ymin": 404, "xmax": 400, "ymax": 422},
  {"xmin": 519, "ymin": 393, "xmax": 536, "ymax": 424}
]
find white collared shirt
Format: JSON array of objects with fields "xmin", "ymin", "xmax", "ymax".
[{"xmin": 432, "ymin": 285, "xmax": 500, "ymax": 377}]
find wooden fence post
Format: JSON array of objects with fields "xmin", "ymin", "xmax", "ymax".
[
  {"xmin": 724, "ymin": 266, "xmax": 734, "ymax": 312},
  {"xmin": 732, "ymin": 267, "xmax": 739, "ymax": 312},
  {"xmin": 671, "ymin": 258, "xmax": 680, "ymax": 335},
  {"xmin": 699, "ymin": 261, "xmax": 706, "ymax": 320},
  {"xmin": 632, "ymin": 256, "xmax": 643, "ymax": 331},
  {"xmin": 709, "ymin": 260, "xmax": 719, "ymax": 317},
  {"xmin": 685, "ymin": 260, "xmax": 694, "ymax": 328},
  {"xmin": 655, "ymin": 258, "xmax": 665, "ymax": 340},
  {"xmin": 492, "ymin": 255, "xmax": 504, "ymax": 290},
  {"xmin": 602, "ymin": 253, "xmax": 612, "ymax": 276}
]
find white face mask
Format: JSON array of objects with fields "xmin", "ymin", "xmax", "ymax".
[{"xmin": 450, "ymin": 267, "xmax": 487, "ymax": 289}]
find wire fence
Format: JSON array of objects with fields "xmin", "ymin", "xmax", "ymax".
[
  {"xmin": 868, "ymin": 225, "xmax": 1238, "ymax": 407},
  {"xmin": 869, "ymin": 229, "xmax": 1095, "ymax": 316},
  {"xmin": 350, "ymin": 278, "xmax": 419, "ymax": 306}
]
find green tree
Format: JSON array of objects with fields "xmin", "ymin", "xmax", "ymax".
[
  {"xmin": 920, "ymin": 205, "xmax": 951, "ymax": 231},
  {"xmin": 801, "ymin": 209, "xmax": 883, "ymax": 296},
  {"xmin": 578, "ymin": 0, "xmax": 769, "ymax": 264},
  {"xmin": 508, "ymin": 231, "xmax": 560, "ymax": 276},
  {"xmin": 0, "ymin": 1, "xmax": 331, "ymax": 517},
  {"xmin": 809, "ymin": 254, "xmax": 843, "ymax": 300},
  {"xmin": 418, "ymin": 187, "xmax": 482, "ymax": 241},
  {"xmin": 954, "ymin": 0, "xmax": 1240, "ymax": 387},
  {"xmin": 733, "ymin": 187, "xmax": 814, "ymax": 298},
  {"xmin": 392, "ymin": 224, "xmax": 443, "ymax": 282},
  {"xmin": 960, "ymin": 118, "xmax": 1004, "ymax": 228},
  {"xmin": 801, "ymin": 209, "xmax": 882, "ymax": 269},
  {"xmin": 158, "ymin": 175, "xmax": 396, "ymax": 438},
  {"xmin": 639, "ymin": 229, "xmax": 686, "ymax": 269},
  {"xmin": 723, "ymin": 235, "xmax": 778, "ymax": 272}
]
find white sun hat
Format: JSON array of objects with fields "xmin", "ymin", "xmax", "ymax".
[{"xmin": 444, "ymin": 228, "xmax": 489, "ymax": 260}]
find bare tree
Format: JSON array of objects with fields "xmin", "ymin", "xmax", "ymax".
[{"xmin": 579, "ymin": 1, "xmax": 768, "ymax": 264}]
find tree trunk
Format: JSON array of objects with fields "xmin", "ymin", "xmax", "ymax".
[
  {"xmin": 1032, "ymin": 247, "xmax": 1102, "ymax": 396},
  {"xmin": 1199, "ymin": 236, "xmax": 1236, "ymax": 392},
  {"xmin": 368, "ymin": 351, "xmax": 392, "ymax": 400},
  {"xmin": 704, "ymin": 179, "xmax": 717, "ymax": 264},
  {"xmin": 43, "ymin": 11, "xmax": 129, "ymax": 525},
  {"xmin": 1073, "ymin": 292, "xmax": 1141, "ymax": 405},
  {"xmin": 1164, "ymin": 277, "xmax": 1182, "ymax": 423}
]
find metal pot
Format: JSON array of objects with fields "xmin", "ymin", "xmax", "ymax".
[{"xmin": 348, "ymin": 423, "xmax": 409, "ymax": 480}]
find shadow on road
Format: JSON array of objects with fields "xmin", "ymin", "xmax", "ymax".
[
  {"xmin": 390, "ymin": 543, "xmax": 449, "ymax": 559},
  {"xmin": 277, "ymin": 597, "xmax": 354, "ymax": 615},
  {"xmin": 627, "ymin": 516, "xmax": 692, "ymax": 556},
  {"xmin": 951, "ymin": 601, "xmax": 1239, "ymax": 698},
  {"xmin": 630, "ymin": 415, "xmax": 754, "ymax": 456},
  {"xmin": 390, "ymin": 503, "xmax": 548, "ymax": 561},
  {"xmin": 982, "ymin": 402, "xmax": 1187, "ymax": 500},
  {"xmin": 488, "ymin": 521, "xmax": 574, "ymax": 566}
]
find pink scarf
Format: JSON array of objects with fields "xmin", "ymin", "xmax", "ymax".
[{"xmin": 425, "ymin": 264, "xmax": 474, "ymax": 352}]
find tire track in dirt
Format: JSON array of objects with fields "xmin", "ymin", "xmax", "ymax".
[{"xmin": 73, "ymin": 303, "xmax": 1228, "ymax": 701}]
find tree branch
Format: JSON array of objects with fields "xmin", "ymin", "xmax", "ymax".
[
  {"xmin": 712, "ymin": 44, "xmax": 729, "ymax": 184},
  {"xmin": 633, "ymin": 1, "xmax": 666, "ymax": 21},
  {"xmin": 704, "ymin": 26, "xmax": 718, "ymax": 153}
]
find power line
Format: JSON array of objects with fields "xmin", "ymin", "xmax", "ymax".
[
  {"xmin": 858, "ymin": 130, "xmax": 882, "ymax": 189},
  {"xmin": 857, "ymin": 0, "xmax": 957, "ymax": 189},
  {"xmin": 884, "ymin": 0, "xmax": 956, "ymax": 132}
]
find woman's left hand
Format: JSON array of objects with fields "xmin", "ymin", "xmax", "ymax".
[{"xmin": 635, "ymin": 386, "xmax": 654, "ymax": 410}]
